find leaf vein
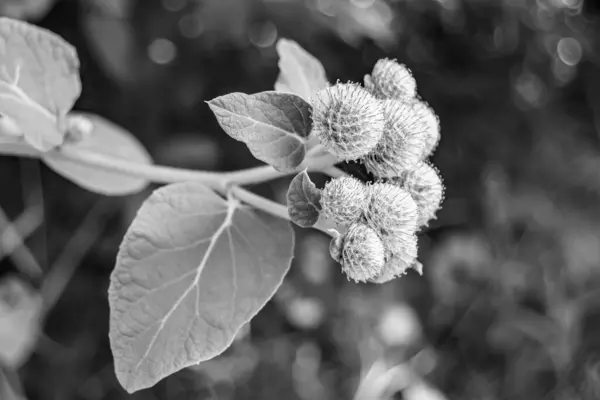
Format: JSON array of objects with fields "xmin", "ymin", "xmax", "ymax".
[
  {"xmin": 131, "ymin": 201, "xmax": 238, "ymax": 375},
  {"xmin": 226, "ymin": 228, "xmax": 238, "ymax": 323}
]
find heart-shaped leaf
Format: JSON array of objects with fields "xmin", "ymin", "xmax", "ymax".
[
  {"xmin": 207, "ymin": 91, "xmax": 312, "ymax": 172},
  {"xmin": 0, "ymin": 18, "xmax": 81, "ymax": 151},
  {"xmin": 42, "ymin": 112, "xmax": 152, "ymax": 196},
  {"xmin": 287, "ymin": 170, "xmax": 322, "ymax": 227},
  {"xmin": 109, "ymin": 182, "xmax": 294, "ymax": 393},
  {"xmin": 274, "ymin": 38, "xmax": 329, "ymax": 100}
]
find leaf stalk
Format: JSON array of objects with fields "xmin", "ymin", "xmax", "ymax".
[{"xmin": 48, "ymin": 145, "xmax": 344, "ymax": 236}]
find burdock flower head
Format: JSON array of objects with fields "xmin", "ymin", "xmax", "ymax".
[
  {"xmin": 390, "ymin": 162, "xmax": 444, "ymax": 228},
  {"xmin": 312, "ymin": 57, "xmax": 445, "ymax": 284},
  {"xmin": 365, "ymin": 58, "xmax": 417, "ymax": 100},
  {"xmin": 362, "ymin": 99, "xmax": 428, "ymax": 178},
  {"xmin": 320, "ymin": 176, "xmax": 368, "ymax": 227},
  {"xmin": 311, "ymin": 82, "xmax": 385, "ymax": 160},
  {"xmin": 330, "ymin": 223, "xmax": 386, "ymax": 282}
]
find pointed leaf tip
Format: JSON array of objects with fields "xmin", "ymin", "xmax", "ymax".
[{"xmin": 208, "ymin": 91, "xmax": 312, "ymax": 172}]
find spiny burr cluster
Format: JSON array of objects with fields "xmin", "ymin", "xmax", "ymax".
[
  {"xmin": 365, "ymin": 58, "xmax": 417, "ymax": 100},
  {"xmin": 323, "ymin": 178, "xmax": 426, "ymax": 283},
  {"xmin": 311, "ymin": 58, "xmax": 444, "ymax": 283},
  {"xmin": 311, "ymin": 83, "xmax": 384, "ymax": 160},
  {"xmin": 320, "ymin": 176, "xmax": 368, "ymax": 226},
  {"xmin": 362, "ymin": 100, "xmax": 426, "ymax": 177},
  {"xmin": 389, "ymin": 162, "xmax": 444, "ymax": 228},
  {"xmin": 330, "ymin": 224, "xmax": 386, "ymax": 282}
]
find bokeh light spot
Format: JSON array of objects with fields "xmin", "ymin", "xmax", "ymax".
[
  {"xmin": 179, "ymin": 13, "xmax": 204, "ymax": 38},
  {"xmin": 162, "ymin": 0, "xmax": 186, "ymax": 12},
  {"xmin": 515, "ymin": 70, "xmax": 545, "ymax": 108},
  {"xmin": 248, "ymin": 21, "xmax": 278, "ymax": 48},
  {"xmin": 557, "ymin": 37, "xmax": 582, "ymax": 66},
  {"xmin": 148, "ymin": 38, "xmax": 177, "ymax": 65},
  {"xmin": 559, "ymin": 0, "xmax": 583, "ymax": 8}
]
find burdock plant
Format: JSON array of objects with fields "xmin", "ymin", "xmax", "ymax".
[{"xmin": 0, "ymin": 20, "xmax": 444, "ymax": 394}]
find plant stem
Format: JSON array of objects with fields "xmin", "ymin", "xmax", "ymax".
[
  {"xmin": 48, "ymin": 146, "xmax": 343, "ymax": 236},
  {"xmin": 51, "ymin": 147, "xmax": 281, "ymax": 190},
  {"xmin": 229, "ymin": 186, "xmax": 334, "ymax": 236},
  {"xmin": 52, "ymin": 146, "xmax": 344, "ymax": 189},
  {"xmin": 323, "ymin": 166, "xmax": 346, "ymax": 178}
]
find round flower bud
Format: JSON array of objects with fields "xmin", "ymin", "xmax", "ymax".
[
  {"xmin": 395, "ymin": 162, "xmax": 444, "ymax": 228},
  {"xmin": 412, "ymin": 101, "xmax": 440, "ymax": 159},
  {"xmin": 321, "ymin": 176, "xmax": 368, "ymax": 226},
  {"xmin": 340, "ymin": 223, "xmax": 386, "ymax": 282},
  {"xmin": 311, "ymin": 83, "xmax": 384, "ymax": 160},
  {"xmin": 371, "ymin": 233, "xmax": 418, "ymax": 283},
  {"xmin": 362, "ymin": 100, "xmax": 427, "ymax": 178},
  {"xmin": 365, "ymin": 182, "xmax": 418, "ymax": 236},
  {"xmin": 369, "ymin": 58, "xmax": 417, "ymax": 100}
]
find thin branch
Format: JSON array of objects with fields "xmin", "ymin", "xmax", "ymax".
[
  {"xmin": 229, "ymin": 186, "xmax": 335, "ymax": 237},
  {"xmin": 323, "ymin": 166, "xmax": 347, "ymax": 178},
  {"xmin": 228, "ymin": 186, "xmax": 289, "ymax": 220},
  {"xmin": 43, "ymin": 144, "xmax": 342, "ymax": 234},
  {"xmin": 0, "ymin": 204, "xmax": 43, "ymax": 277},
  {"xmin": 20, "ymin": 158, "xmax": 48, "ymax": 272},
  {"xmin": 49, "ymin": 146, "xmax": 338, "ymax": 190},
  {"xmin": 49, "ymin": 147, "xmax": 230, "ymax": 189},
  {"xmin": 40, "ymin": 201, "xmax": 111, "ymax": 315}
]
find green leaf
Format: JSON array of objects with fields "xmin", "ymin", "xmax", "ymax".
[
  {"xmin": 108, "ymin": 182, "xmax": 294, "ymax": 393},
  {"xmin": 0, "ymin": 18, "xmax": 81, "ymax": 151},
  {"xmin": 274, "ymin": 38, "xmax": 329, "ymax": 100},
  {"xmin": 207, "ymin": 91, "xmax": 312, "ymax": 172},
  {"xmin": 287, "ymin": 170, "xmax": 322, "ymax": 228},
  {"xmin": 42, "ymin": 112, "xmax": 152, "ymax": 196}
]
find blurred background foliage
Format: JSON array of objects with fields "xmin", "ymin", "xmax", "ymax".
[{"xmin": 1, "ymin": 0, "xmax": 600, "ymax": 399}]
